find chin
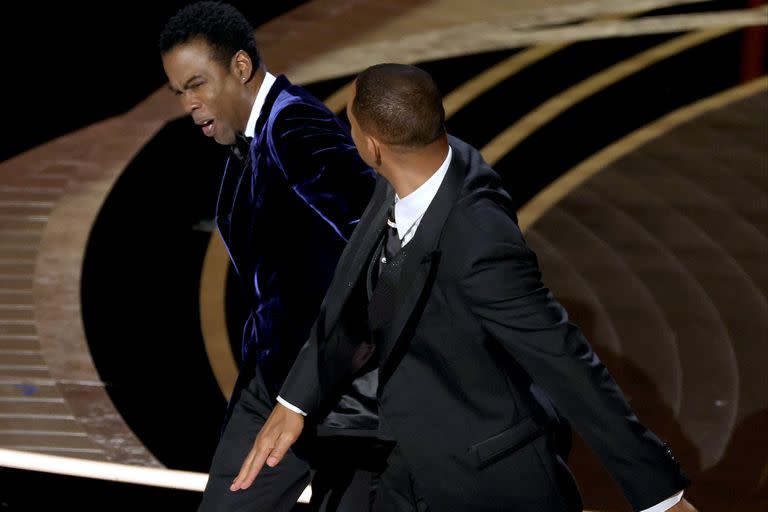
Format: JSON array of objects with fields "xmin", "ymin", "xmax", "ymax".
[{"xmin": 216, "ymin": 133, "xmax": 234, "ymax": 146}]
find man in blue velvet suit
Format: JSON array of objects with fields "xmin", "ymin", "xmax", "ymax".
[
  {"xmin": 232, "ymin": 64, "xmax": 699, "ymax": 512},
  {"xmin": 160, "ymin": 2, "xmax": 383, "ymax": 511}
]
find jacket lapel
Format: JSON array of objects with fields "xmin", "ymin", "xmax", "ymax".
[
  {"xmin": 214, "ymin": 76, "xmax": 291, "ymax": 267},
  {"xmin": 253, "ymin": 75, "xmax": 290, "ymax": 141},
  {"xmin": 215, "ymin": 156, "xmax": 247, "ymax": 255},
  {"xmin": 322, "ymin": 176, "xmax": 393, "ymax": 332},
  {"xmin": 370, "ymin": 147, "xmax": 465, "ymax": 386}
]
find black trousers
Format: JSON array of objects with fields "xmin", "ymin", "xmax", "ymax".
[{"xmin": 198, "ymin": 367, "xmax": 377, "ymax": 512}]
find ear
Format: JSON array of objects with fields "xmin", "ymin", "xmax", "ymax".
[
  {"xmin": 368, "ymin": 136, "xmax": 382, "ymax": 167},
  {"xmin": 231, "ymin": 50, "xmax": 253, "ymax": 83}
]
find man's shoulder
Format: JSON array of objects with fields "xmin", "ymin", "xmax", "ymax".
[
  {"xmin": 447, "ymin": 135, "xmax": 499, "ymax": 183},
  {"xmin": 272, "ymin": 77, "xmax": 334, "ymax": 117},
  {"xmin": 446, "ymin": 135, "xmax": 508, "ymax": 206},
  {"xmin": 443, "ymin": 137, "xmax": 520, "ymax": 244},
  {"xmin": 447, "ymin": 134, "xmax": 483, "ymax": 163},
  {"xmin": 261, "ymin": 85, "xmax": 343, "ymax": 143}
]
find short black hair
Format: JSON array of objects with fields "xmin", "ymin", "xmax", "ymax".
[
  {"xmin": 352, "ymin": 63, "xmax": 445, "ymax": 149},
  {"xmin": 158, "ymin": 1, "xmax": 260, "ymax": 69}
]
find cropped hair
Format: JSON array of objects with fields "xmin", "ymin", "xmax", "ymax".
[
  {"xmin": 352, "ymin": 63, "xmax": 445, "ymax": 148},
  {"xmin": 158, "ymin": 1, "xmax": 260, "ymax": 69}
]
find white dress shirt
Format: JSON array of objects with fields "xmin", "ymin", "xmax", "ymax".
[
  {"xmin": 392, "ymin": 146, "xmax": 452, "ymax": 246},
  {"xmin": 244, "ymin": 71, "xmax": 277, "ymax": 138},
  {"xmin": 276, "ymin": 143, "xmax": 682, "ymax": 511}
]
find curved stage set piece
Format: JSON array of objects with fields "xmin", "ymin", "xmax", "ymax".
[{"xmin": 1, "ymin": 0, "xmax": 766, "ymax": 510}]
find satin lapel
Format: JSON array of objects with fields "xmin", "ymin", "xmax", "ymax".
[
  {"xmin": 322, "ymin": 177, "xmax": 393, "ymax": 333},
  {"xmin": 370, "ymin": 150, "xmax": 466, "ymax": 387}
]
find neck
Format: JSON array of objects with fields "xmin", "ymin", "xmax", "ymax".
[
  {"xmin": 250, "ymin": 66, "xmax": 266, "ymax": 91},
  {"xmin": 382, "ymin": 135, "xmax": 449, "ymax": 198}
]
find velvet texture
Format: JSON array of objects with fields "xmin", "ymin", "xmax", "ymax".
[{"xmin": 215, "ymin": 75, "xmax": 375, "ymax": 399}]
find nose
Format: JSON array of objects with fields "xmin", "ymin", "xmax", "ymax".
[{"xmin": 180, "ymin": 92, "xmax": 200, "ymax": 114}]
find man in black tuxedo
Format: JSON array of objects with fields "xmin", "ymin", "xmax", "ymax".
[{"xmin": 231, "ymin": 63, "xmax": 698, "ymax": 512}]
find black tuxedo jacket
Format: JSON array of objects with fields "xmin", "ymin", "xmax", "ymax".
[{"xmin": 281, "ymin": 135, "xmax": 689, "ymax": 511}]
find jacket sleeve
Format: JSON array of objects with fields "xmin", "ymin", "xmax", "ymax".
[
  {"xmin": 268, "ymin": 101, "xmax": 375, "ymax": 241},
  {"xmin": 453, "ymin": 195, "xmax": 689, "ymax": 511},
  {"xmin": 279, "ymin": 320, "xmax": 324, "ymax": 415},
  {"xmin": 278, "ymin": 176, "xmax": 390, "ymax": 416}
]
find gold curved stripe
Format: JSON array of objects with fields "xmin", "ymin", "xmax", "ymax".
[
  {"xmin": 481, "ymin": 27, "xmax": 736, "ymax": 166},
  {"xmin": 517, "ymin": 76, "xmax": 768, "ymax": 232},
  {"xmin": 323, "ymin": 18, "xmax": 621, "ymax": 119},
  {"xmin": 321, "ymin": 44, "xmax": 575, "ymax": 118},
  {"xmin": 320, "ymin": 49, "xmax": 568, "ymax": 117},
  {"xmin": 324, "ymin": 81, "xmax": 356, "ymax": 114},
  {"xmin": 442, "ymin": 44, "xmax": 567, "ymax": 118},
  {"xmin": 322, "ymin": 11, "xmax": 645, "ymax": 118},
  {"xmin": 441, "ymin": 10, "xmax": 640, "ymax": 119},
  {"xmin": 199, "ymin": 234, "xmax": 238, "ymax": 400}
]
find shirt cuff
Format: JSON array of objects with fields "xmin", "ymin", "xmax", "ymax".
[
  {"xmin": 276, "ymin": 395, "xmax": 307, "ymax": 416},
  {"xmin": 639, "ymin": 491, "xmax": 684, "ymax": 512}
]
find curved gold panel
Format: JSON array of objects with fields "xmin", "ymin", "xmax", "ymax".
[{"xmin": 517, "ymin": 76, "xmax": 768, "ymax": 232}]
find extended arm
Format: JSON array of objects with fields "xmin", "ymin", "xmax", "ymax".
[{"xmin": 455, "ymin": 196, "xmax": 690, "ymax": 511}]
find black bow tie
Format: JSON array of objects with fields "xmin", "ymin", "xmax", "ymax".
[{"xmin": 230, "ymin": 133, "xmax": 253, "ymax": 163}]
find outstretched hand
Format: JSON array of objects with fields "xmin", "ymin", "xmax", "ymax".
[{"xmin": 229, "ymin": 402, "xmax": 305, "ymax": 491}]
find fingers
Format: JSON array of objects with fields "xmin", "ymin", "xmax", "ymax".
[
  {"xmin": 229, "ymin": 405, "xmax": 305, "ymax": 491},
  {"xmin": 229, "ymin": 441, "xmax": 270, "ymax": 491},
  {"xmin": 231, "ymin": 432, "xmax": 295, "ymax": 490},
  {"xmin": 266, "ymin": 432, "xmax": 295, "ymax": 467}
]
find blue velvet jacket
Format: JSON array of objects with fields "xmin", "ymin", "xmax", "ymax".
[{"xmin": 215, "ymin": 75, "xmax": 375, "ymax": 399}]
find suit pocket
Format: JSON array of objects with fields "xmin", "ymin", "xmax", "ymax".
[{"xmin": 469, "ymin": 417, "xmax": 543, "ymax": 469}]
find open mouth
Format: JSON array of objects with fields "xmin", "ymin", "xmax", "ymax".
[{"xmin": 200, "ymin": 119, "xmax": 214, "ymax": 137}]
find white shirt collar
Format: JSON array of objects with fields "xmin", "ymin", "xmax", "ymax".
[
  {"xmin": 244, "ymin": 71, "xmax": 277, "ymax": 138},
  {"xmin": 394, "ymin": 145, "xmax": 452, "ymax": 242}
]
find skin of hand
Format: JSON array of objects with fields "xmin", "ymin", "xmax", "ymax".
[{"xmin": 229, "ymin": 403, "xmax": 305, "ymax": 491}]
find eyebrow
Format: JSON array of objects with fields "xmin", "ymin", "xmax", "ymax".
[
  {"xmin": 168, "ymin": 74, "xmax": 205, "ymax": 93},
  {"xmin": 183, "ymin": 74, "xmax": 204, "ymax": 89}
]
